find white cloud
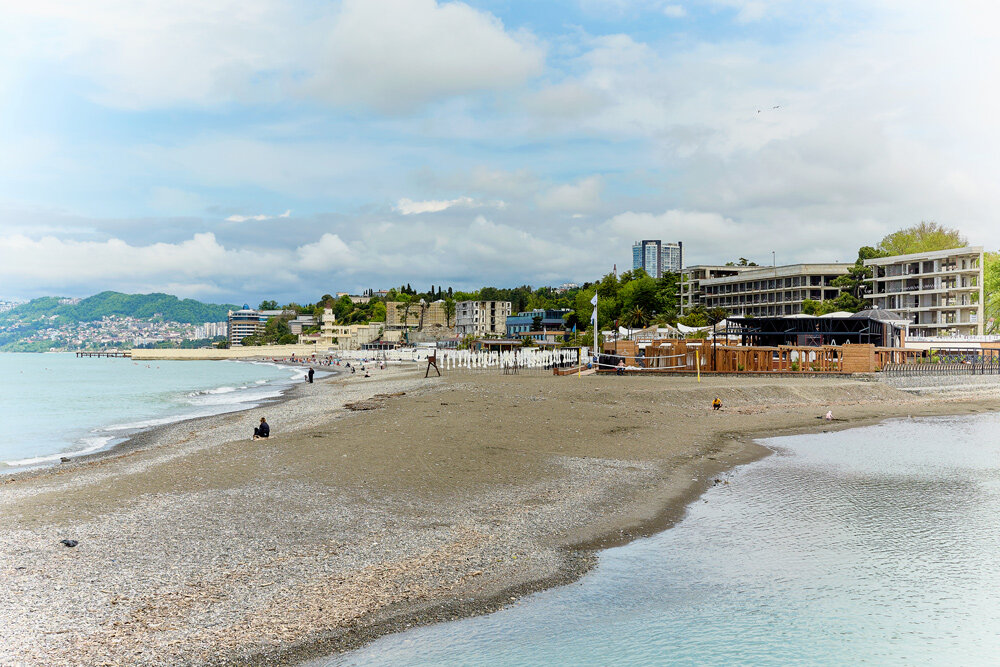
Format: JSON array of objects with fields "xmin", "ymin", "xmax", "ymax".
[
  {"xmin": 296, "ymin": 233, "xmax": 356, "ymax": 271},
  {"xmin": 395, "ymin": 197, "xmax": 476, "ymax": 215},
  {"xmin": 537, "ymin": 176, "xmax": 604, "ymax": 212},
  {"xmin": 305, "ymin": 0, "xmax": 545, "ymax": 113},
  {"xmin": 225, "ymin": 210, "xmax": 291, "ymax": 223},
  {"xmin": 393, "ymin": 197, "xmax": 505, "ymax": 215},
  {"xmin": 662, "ymin": 5, "xmax": 687, "ymax": 18},
  {"xmin": 0, "ymin": 0, "xmax": 543, "ymax": 112},
  {"xmin": 0, "ymin": 233, "xmax": 291, "ymax": 286}
]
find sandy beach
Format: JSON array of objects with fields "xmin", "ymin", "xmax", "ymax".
[{"xmin": 2, "ymin": 366, "xmax": 999, "ymax": 666}]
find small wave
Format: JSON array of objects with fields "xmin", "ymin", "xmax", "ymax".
[
  {"xmin": 187, "ymin": 386, "xmax": 238, "ymax": 397},
  {"xmin": 193, "ymin": 389, "xmax": 284, "ymax": 406},
  {"xmin": 103, "ymin": 415, "xmax": 199, "ymax": 431},
  {"xmin": 6, "ymin": 435, "xmax": 116, "ymax": 467}
]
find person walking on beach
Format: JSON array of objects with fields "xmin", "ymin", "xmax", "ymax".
[
  {"xmin": 307, "ymin": 367, "xmax": 314, "ymax": 383},
  {"xmin": 253, "ymin": 417, "xmax": 270, "ymax": 440}
]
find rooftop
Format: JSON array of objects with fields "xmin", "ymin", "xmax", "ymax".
[{"xmin": 863, "ymin": 246, "xmax": 984, "ymax": 266}]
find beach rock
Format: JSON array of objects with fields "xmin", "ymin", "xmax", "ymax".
[
  {"xmin": 60, "ymin": 457, "xmax": 70, "ymax": 463},
  {"xmin": 59, "ymin": 539, "xmax": 78, "ymax": 548}
]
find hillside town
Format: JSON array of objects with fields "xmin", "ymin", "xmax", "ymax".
[{"xmin": 0, "ymin": 315, "xmax": 227, "ymax": 352}]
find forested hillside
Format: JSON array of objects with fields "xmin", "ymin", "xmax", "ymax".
[{"xmin": 0, "ymin": 292, "xmax": 236, "ymax": 326}]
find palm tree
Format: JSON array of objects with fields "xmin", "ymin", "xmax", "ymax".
[{"xmin": 623, "ymin": 306, "xmax": 649, "ymax": 328}]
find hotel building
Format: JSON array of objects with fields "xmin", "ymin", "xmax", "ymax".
[
  {"xmin": 680, "ymin": 265, "xmax": 757, "ymax": 314},
  {"xmin": 455, "ymin": 301, "xmax": 511, "ymax": 337},
  {"xmin": 227, "ymin": 305, "xmax": 265, "ymax": 346},
  {"xmin": 505, "ymin": 308, "xmax": 571, "ymax": 337},
  {"xmin": 864, "ymin": 247, "xmax": 984, "ymax": 336},
  {"xmin": 694, "ymin": 263, "xmax": 852, "ymax": 316}
]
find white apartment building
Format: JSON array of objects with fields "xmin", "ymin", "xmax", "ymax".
[
  {"xmin": 455, "ymin": 300, "xmax": 511, "ymax": 337},
  {"xmin": 864, "ymin": 247, "xmax": 984, "ymax": 337},
  {"xmin": 699, "ymin": 263, "xmax": 852, "ymax": 317},
  {"xmin": 680, "ymin": 265, "xmax": 758, "ymax": 314}
]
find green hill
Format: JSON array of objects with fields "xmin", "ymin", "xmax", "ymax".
[{"xmin": 0, "ymin": 291, "xmax": 238, "ymax": 326}]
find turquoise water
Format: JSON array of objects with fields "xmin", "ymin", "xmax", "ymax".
[
  {"xmin": 0, "ymin": 353, "xmax": 304, "ymax": 469},
  {"xmin": 329, "ymin": 414, "xmax": 1000, "ymax": 666}
]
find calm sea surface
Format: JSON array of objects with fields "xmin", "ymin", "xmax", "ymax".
[
  {"xmin": 327, "ymin": 413, "xmax": 1000, "ymax": 666},
  {"xmin": 0, "ymin": 352, "xmax": 304, "ymax": 469}
]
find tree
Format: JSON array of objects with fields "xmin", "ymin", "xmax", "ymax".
[
  {"xmin": 678, "ymin": 304, "xmax": 708, "ymax": 328},
  {"xmin": 803, "ymin": 246, "xmax": 886, "ymax": 315},
  {"xmin": 878, "ymin": 222, "xmax": 967, "ymax": 256},
  {"xmin": 531, "ymin": 314, "xmax": 543, "ymax": 330},
  {"xmin": 984, "ymin": 252, "xmax": 1000, "ymax": 333},
  {"xmin": 725, "ymin": 258, "xmax": 758, "ymax": 267},
  {"xmin": 258, "ymin": 300, "xmax": 278, "ymax": 310},
  {"xmin": 619, "ymin": 274, "xmax": 658, "ymax": 316},
  {"xmin": 443, "ymin": 298, "xmax": 456, "ymax": 327},
  {"xmin": 622, "ymin": 306, "xmax": 649, "ymax": 328},
  {"xmin": 399, "ymin": 295, "xmax": 415, "ymax": 331}
]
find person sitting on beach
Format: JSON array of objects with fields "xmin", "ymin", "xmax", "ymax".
[
  {"xmin": 824, "ymin": 410, "xmax": 833, "ymax": 421},
  {"xmin": 616, "ymin": 359, "xmax": 626, "ymax": 376},
  {"xmin": 253, "ymin": 417, "xmax": 270, "ymax": 440},
  {"xmin": 713, "ymin": 397, "xmax": 722, "ymax": 411}
]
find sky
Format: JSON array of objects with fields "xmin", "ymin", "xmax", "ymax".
[{"xmin": 1, "ymin": 0, "xmax": 999, "ymax": 304}]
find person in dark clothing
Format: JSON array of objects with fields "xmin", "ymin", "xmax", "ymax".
[
  {"xmin": 307, "ymin": 368, "xmax": 314, "ymax": 383},
  {"xmin": 253, "ymin": 417, "xmax": 270, "ymax": 440}
]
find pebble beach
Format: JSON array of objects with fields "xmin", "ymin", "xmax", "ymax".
[{"xmin": 3, "ymin": 365, "xmax": 1000, "ymax": 666}]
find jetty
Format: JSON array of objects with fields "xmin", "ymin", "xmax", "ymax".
[{"xmin": 76, "ymin": 351, "xmax": 131, "ymax": 358}]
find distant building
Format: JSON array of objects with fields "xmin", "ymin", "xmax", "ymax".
[
  {"xmin": 227, "ymin": 305, "xmax": 265, "ymax": 346},
  {"xmin": 288, "ymin": 314, "xmax": 317, "ymax": 335},
  {"xmin": 506, "ymin": 308, "xmax": 571, "ymax": 337},
  {"xmin": 680, "ymin": 265, "xmax": 757, "ymax": 314},
  {"xmin": 632, "ymin": 240, "xmax": 683, "ymax": 279},
  {"xmin": 662, "ymin": 242, "xmax": 683, "ymax": 274},
  {"xmin": 386, "ymin": 300, "xmax": 450, "ymax": 329},
  {"xmin": 305, "ymin": 308, "xmax": 384, "ymax": 350},
  {"xmin": 336, "ymin": 292, "xmax": 372, "ymax": 305},
  {"xmin": 455, "ymin": 301, "xmax": 511, "ymax": 337},
  {"xmin": 699, "ymin": 263, "xmax": 852, "ymax": 317},
  {"xmin": 556, "ymin": 282, "xmax": 579, "ymax": 293},
  {"xmin": 864, "ymin": 246, "xmax": 985, "ymax": 337}
]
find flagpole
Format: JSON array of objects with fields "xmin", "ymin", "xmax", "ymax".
[{"xmin": 590, "ymin": 291, "xmax": 599, "ymax": 371}]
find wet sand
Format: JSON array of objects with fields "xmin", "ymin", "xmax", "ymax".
[{"xmin": 2, "ymin": 368, "xmax": 998, "ymax": 666}]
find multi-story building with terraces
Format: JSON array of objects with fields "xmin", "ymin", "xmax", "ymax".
[{"xmin": 864, "ymin": 247, "xmax": 984, "ymax": 337}]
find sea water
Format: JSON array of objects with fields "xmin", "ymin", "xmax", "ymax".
[
  {"xmin": 0, "ymin": 353, "xmax": 305, "ymax": 469},
  {"xmin": 328, "ymin": 413, "xmax": 1000, "ymax": 666}
]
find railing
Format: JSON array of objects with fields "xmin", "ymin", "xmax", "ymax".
[
  {"xmin": 907, "ymin": 335, "xmax": 1000, "ymax": 342},
  {"xmin": 883, "ymin": 362, "xmax": 1000, "ymax": 377}
]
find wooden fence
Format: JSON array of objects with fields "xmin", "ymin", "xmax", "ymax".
[{"xmin": 599, "ymin": 339, "xmax": 902, "ymax": 374}]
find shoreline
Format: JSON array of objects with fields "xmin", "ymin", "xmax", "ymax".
[
  {"xmin": 3, "ymin": 358, "xmax": 335, "ymax": 482},
  {"xmin": 2, "ymin": 373, "xmax": 1000, "ymax": 665}
]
